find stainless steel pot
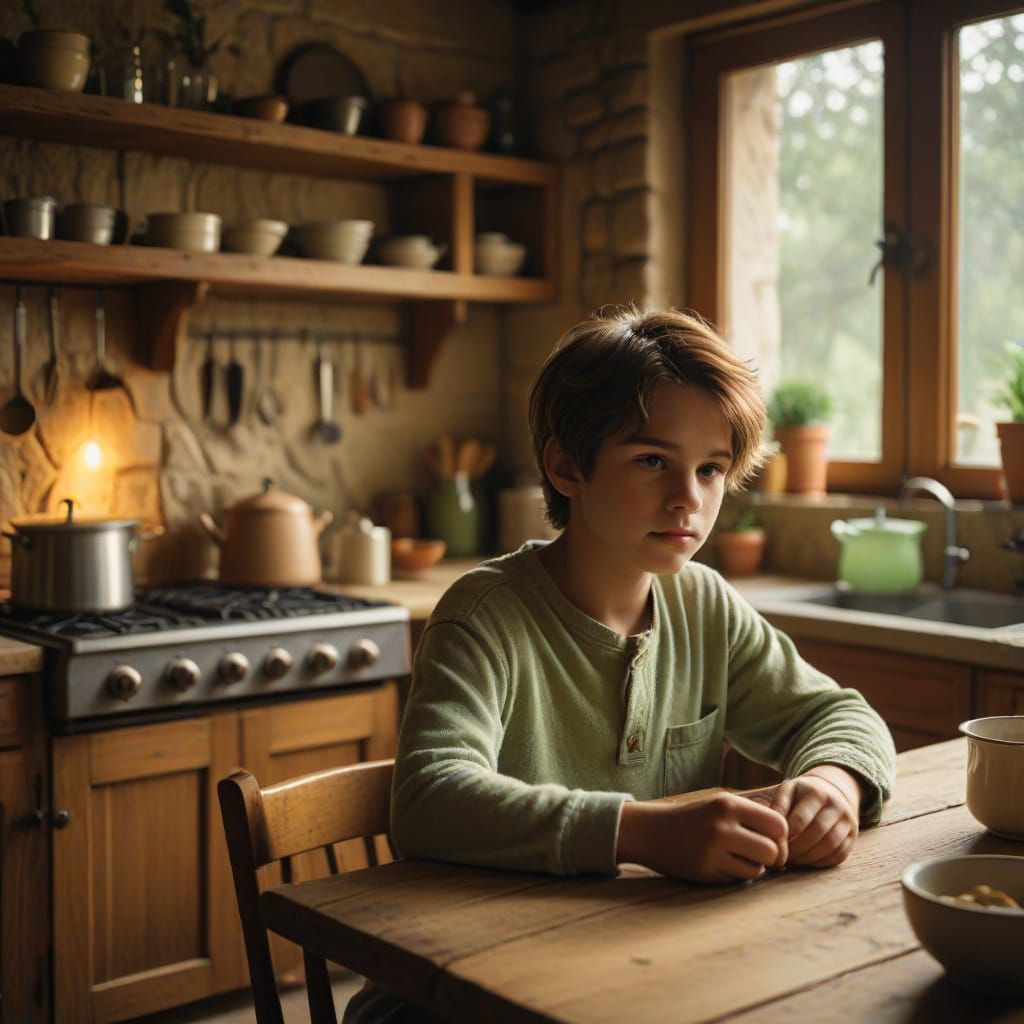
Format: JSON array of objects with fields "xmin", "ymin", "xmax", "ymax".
[{"xmin": 4, "ymin": 498, "xmax": 141, "ymax": 612}]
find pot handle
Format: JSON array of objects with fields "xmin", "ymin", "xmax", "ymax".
[
  {"xmin": 830, "ymin": 519, "xmax": 853, "ymax": 542},
  {"xmin": 128, "ymin": 523, "xmax": 166, "ymax": 553},
  {"xmin": 312, "ymin": 509, "xmax": 334, "ymax": 536},
  {"xmin": 198, "ymin": 512, "xmax": 225, "ymax": 546},
  {"xmin": 1, "ymin": 530, "xmax": 32, "ymax": 550}
]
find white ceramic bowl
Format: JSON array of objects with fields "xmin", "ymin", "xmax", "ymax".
[
  {"xmin": 58, "ymin": 203, "xmax": 118, "ymax": 245},
  {"xmin": 144, "ymin": 212, "xmax": 222, "ymax": 253},
  {"xmin": 221, "ymin": 218, "xmax": 288, "ymax": 257},
  {"xmin": 377, "ymin": 235, "xmax": 446, "ymax": 270},
  {"xmin": 901, "ymin": 855, "xmax": 1024, "ymax": 996},
  {"xmin": 291, "ymin": 220, "xmax": 374, "ymax": 263},
  {"xmin": 960, "ymin": 717, "xmax": 1024, "ymax": 838},
  {"xmin": 475, "ymin": 241, "xmax": 526, "ymax": 276}
]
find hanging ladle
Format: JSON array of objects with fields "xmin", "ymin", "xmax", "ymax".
[
  {"xmin": 0, "ymin": 288, "xmax": 37, "ymax": 436},
  {"xmin": 86, "ymin": 289, "xmax": 123, "ymax": 392}
]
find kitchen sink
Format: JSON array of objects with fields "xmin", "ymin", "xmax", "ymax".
[{"xmin": 797, "ymin": 586, "xmax": 1024, "ymax": 630}]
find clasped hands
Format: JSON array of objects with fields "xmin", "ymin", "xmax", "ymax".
[{"xmin": 617, "ymin": 764, "xmax": 863, "ymax": 885}]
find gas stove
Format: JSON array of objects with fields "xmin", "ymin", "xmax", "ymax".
[{"xmin": 0, "ymin": 585, "xmax": 410, "ymax": 725}]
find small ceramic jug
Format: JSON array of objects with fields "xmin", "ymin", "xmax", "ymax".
[{"xmin": 332, "ymin": 512, "xmax": 391, "ymax": 585}]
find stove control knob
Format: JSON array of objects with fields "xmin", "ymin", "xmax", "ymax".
[
  {"xmin": 347, "ymin": 638, "xmax": 381, "ymax": 671},
  {"xmin": 263, "ymin": 647, "xmax": 293, "ymax": 680},
  {"xmin": 308, "ymin": 643, "xmax": 339, "ymax": 674},
  {"xmin": 165, "ymin": 657, "xmax": 201, "ymax": 692},
  {"xmin": 107, "ymin": 665, "xmax": 143, "ymax": 701},
  {"xmin": 219, "ymin": 652, "xmax": 250, "ymax": 684}
]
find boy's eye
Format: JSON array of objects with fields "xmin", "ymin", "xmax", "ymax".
[
  {"xmin": 638, "ymin": 454, "xmax": 666, "ymax": 469},
  {"xmin": 699, "ymin": 463, "xmax": 725, "ymax": 479}
]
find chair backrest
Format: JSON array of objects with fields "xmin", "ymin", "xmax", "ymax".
[{"xmin": 218, "ymin": 759, "xmax": 396, "ymax": 1024}]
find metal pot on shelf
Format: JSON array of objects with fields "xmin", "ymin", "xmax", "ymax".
[
  {"xmin": 199, "ymin": 478, "xmax": 333, "ymax": 587},
  {"xmin": 4, "ymin": 498, "xmax": 147, "ymax": 612}
]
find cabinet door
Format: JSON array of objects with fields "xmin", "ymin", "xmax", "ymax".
[
  {"xmin": 51, "ymin": 713, "xmax": 244, "ymax": 1023},
  {"xmin": 0, "ymin": 676, "xmax": 49, "ymax": 1024},
  {"xmin": 239, "ymin": 683, "xmax": 399, "ymax": 977},
  {"xmin": 975, "ymin": 669, "xmax": 1024, "ymax": 716},
  {"xmin": 793, "ymin": 639, "xmax": 972, "ymax": 750}
]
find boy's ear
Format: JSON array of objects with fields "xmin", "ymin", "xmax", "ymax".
[{"xmin": 542, "ymin": 439, "xmax": 582, "ymax": 498}]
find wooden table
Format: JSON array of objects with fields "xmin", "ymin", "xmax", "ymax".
[{"xmin": 261, "ymin": 739, "xmax": 1024, "ymax": 1023}]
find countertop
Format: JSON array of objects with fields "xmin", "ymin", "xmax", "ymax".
[
  {"xmin": 334, "ymin": 562, "xmax": 1024, "ymax": 674},
  {"xmin": 0, "ymin": 637, "xmax": 45, "ymax": 676}
]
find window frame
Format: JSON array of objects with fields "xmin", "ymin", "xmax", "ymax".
[{"xmin": 686, "ymin": 0, "xmax": 1020, "ymax": 498}]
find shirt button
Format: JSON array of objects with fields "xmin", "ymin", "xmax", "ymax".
[{"xmin": 628, "ymin": 733, "xmax": 641, "ymax": 753}]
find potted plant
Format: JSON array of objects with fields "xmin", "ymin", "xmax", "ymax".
[
  {"xmin": 995, "ymin": 340, "xmax": 1024, "ymax": 504},
  {"xmin": 766, "ymin": 380, "xmax": 833, "ymax": 496},
  {"xmin": 713, "ymin": 508, "xmax": 766, "ymax": 577},
  {"xmin": 156, "ymin": 0, "xmax": 235, "ymax": 109}
]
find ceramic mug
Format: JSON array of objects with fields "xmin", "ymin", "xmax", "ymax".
[{"xmin": 959, "ymin": 717, "xmax": 1024, "ymax": 839}]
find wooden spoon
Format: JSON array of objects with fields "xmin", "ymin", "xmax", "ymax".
[{"xmin": 458, "ymin": 437, "xmax": 482, "ymax": 477}]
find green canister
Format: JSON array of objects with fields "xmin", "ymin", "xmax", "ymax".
[
  {"xmin": 427, "ymin": 473, "xmax": 481, "ymax": 557},
  {"xmin": 830, "ymin": 507, "xmax": 926, "ymax": 593}
]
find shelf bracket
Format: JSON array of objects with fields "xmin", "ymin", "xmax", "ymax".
[
  {"xmin": 408, "ymin": 299, "xmax": 468, "ymax": 389},
  {"xmin": 135, "ymin": 281, "xmax": 209, "ymax": 371}
]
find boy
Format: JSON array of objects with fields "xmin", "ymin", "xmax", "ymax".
[{"xmin": 389, "ymin": 308, "xmax": 895, "ymax": 885}]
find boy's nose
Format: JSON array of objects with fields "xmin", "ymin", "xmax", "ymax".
[{"xmin": 667, "ymin": 476, "xmax": 703, "ymax": 513}]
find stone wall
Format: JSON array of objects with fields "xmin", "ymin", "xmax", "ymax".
[{"xmin": 0, "ymin": 0, "xmax": 518, "ymax": 584}]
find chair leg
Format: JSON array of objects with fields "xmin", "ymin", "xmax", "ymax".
[{"xmin": 304, "ymin": 949, "xmax": 338, "ymax": 1024}]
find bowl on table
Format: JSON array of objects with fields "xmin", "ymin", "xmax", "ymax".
[
  {"xmin": 901, "ymin": 854, "xmax": 1024, "ymax": 996},
  {"xmin": 959, "ymin": 716, "xmax": 1024, "ymax": 839},
  {"xmin": 221, "ymin": 218, "xmax": 288, "ymax": 257},
  {"xmin": 144, "ymin": 212, "xmax": 221, "ymax": 253},
  {"xmin": 290, "ymin": 219, "xmax": 374, "ymax": 263},
  {"xmin": 390, "ymin": 538, "xmax": 446, "ymax": 574}
]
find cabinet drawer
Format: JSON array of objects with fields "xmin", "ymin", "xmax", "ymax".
[
  {"xmin": 0, "ymin": 677, "xmax": 19, "ymax": 745},
  {"xmin": 976, "ymin": 669, "xmax": 1024, "ymax": 716},
  {"xmin": 794, "ymin": 639, "xmax": 971, "ymax": 738}
]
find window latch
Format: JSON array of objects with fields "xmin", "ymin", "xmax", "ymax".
[{"xmin": 868, "ymin": 225, "xmax": 931, "ymax": 285}]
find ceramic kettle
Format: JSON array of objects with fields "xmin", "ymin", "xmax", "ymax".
[
  {"xmin": 199, "ymin": 478, "xmax": 333, "ymax": 587},
  {"xmin": 831, "ymin": 507, "xmax": 926, "ymax": 593}
]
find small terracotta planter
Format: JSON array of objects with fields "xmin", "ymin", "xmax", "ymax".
[
  {"xmin": 379, "ymin": 99, "xmax": 427, "ymax": 145},
  {"xmin": 997, "ymin": 421, "xmax": 1024, "ymax": 504},
  {"xmin": 714, "ymin": 529, "xmax": 766, "ymax": 577},
  {"xmin": 774, "ymin": 424, "xmax": 829, "ymax": 496},
  {"xmin": 433, "ymin": 91, "xmax": 489, "ymax": 151}
]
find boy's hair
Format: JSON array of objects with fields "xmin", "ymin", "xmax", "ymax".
[{"xmin": 528, "ymin": 306, "xmax": 767, "ymax": 530}]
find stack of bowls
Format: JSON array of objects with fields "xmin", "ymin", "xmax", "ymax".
[
  {"xmin": 144, "ymin": 212, "xmax": 222, "ymax": 253},
  {"xmin": 291, "ymin": 220, "xmax": 374, "ymax": 264},
  {"xmin": 475, "ymin": 232, "xmax": 527, "ymax": 276},
  {"xmin": 377, "ymin": 235, "xmax": 446, "ymax": 270},
  {"xmin": 221, "ymin": 218, "xmax": 289, "ymax": 257},
  {"xmin": 17, "ymin": 29, "xmax": 90, "ymax": 92}
]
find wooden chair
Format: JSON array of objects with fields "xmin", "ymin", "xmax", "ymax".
[{"xmin": 217, "ymin": 759, "xmax": 396, "ymax": 1024}]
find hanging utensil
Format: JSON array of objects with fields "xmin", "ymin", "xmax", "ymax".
[
  {"xmin": 0, "ymin": 288, "xmax": 37, "ymax": 436},
  {"xmin": 200, "ymin": 331, "xmax": 217, "ymax": 422},
  {"xmin": 86, "ymin": 289, "xmax": 122, "ymax": 392},
  {"xmin": 256, "ymin": 330, "xmax": 284, "ymax": 426},
  {"xmin": 225, "ymin": 332, "xmax": 244, "ymax": 427},
  {"xmin": 313, "ymin": 337, "xmax": 342, "ymax": 444},
  {"xmin": 36, "ymin": 286, "xmax": 61, "ymax": 407},
  {"xmin": 351, "ymin": 337, "xmax": 371, "ymax": 415}
]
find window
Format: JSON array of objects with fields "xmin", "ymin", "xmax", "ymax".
[{"xmin": 687, "ymin": 0, "xmax": 1022, "ymax": 498}]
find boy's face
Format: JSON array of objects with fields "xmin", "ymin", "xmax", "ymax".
[{"xmin": 556, "ymin": 382, "xmax": 733, "ymax": 575}]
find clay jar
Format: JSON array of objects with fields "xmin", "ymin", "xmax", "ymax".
[
  {"xmin": 433, "ymin": 91, "xmax": 490, "ymax": 151},
  {"xmin": 378, "ymin": 98, "xmax": 428, "ymax": 145}
]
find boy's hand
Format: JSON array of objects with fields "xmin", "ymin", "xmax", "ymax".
[
  {"xmin": 617, "ymin": 793, "xmax": 788, "ymax": 884},
  {"xmin": 765, "ymin": 765, "xmax": 862, "ymax": 869}
]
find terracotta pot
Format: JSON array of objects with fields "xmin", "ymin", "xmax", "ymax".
[
  {"xmin": 774, "ymin": 424, "xmax": 830, "ymax": 496},
  {"xmin": 433, "ymin": 91, "xmax": 489, "ymax": 151},
  {"xmin": 198, "ymin": 479, "xmax": 333, "ymax": 587},
  {"xmin": 756, "ymin": 450, "xmax": 787, "ymax": 494},
  {"xmin": 378, "ymin": 98, "xmax": 427, "ymax": 144},
  {"xmin": 997, "ymin": 421, "xmax": 1024, "ymax": 504},
  {"xmin": 713, "ymin": 529, "xmax": 766, "ymax": 577}
]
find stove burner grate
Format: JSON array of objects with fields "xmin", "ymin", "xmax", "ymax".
[
  {"xmin": 140, "ymin": 585, "xmax": 380, "ymax": 622},
  {"xmin": 0, "ymin": 602, "xmax": 207, "ymax": 638}
]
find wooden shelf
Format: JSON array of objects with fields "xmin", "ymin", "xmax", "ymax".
[
  {"xmin": 0, "ymin": 84, "xmax": 560, "ymax": 387},
  {"xmin": 0, "ymin": 83, "xmax": 556, "ymax": 186}
]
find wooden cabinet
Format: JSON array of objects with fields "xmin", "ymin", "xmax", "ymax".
[
  {"xmin": 975, "ymin": 668, "xmax": 1024, "ymax": 716},
  {"xmin": 0, "ymin": 84, "xmax": 559, "ymax": 386},
  {"xmin": 0, "ymin": 676, "xmax": 49, "ymax": 1024},
  {"xmin": 47, "ymin": 682, "xmax": 398, "ymax": 1024}
]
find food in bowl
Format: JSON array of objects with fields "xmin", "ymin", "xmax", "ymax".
[
  {"xmin": 391, "ymin": 538, "xmax": 446, "ymax": 574},
  {"xmin": 290, "ymin": 220, "xmax": 374, "ymax": 263},
  {"xmin": 959, "ymin": 716, "xmax": 1024, "ymax": 839},
  {"xmin": 901, "ymin": 854, "xmax": 1024, "ymax": 995},
  {"xmin": 221, "ymin": 218, "xmax": 288, "ymax": 257},
  {"xmin": 144, "ymin": 212, "xmax": 221, "ymax": 253},
  {"xmin": 940, "ymin": 884, "xmax": 1021, "ymax": 910}
]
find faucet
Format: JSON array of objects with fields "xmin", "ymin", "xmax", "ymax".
[{"xmin": 898, "ymin": 476, "xmax": 970, "ymax": 589}]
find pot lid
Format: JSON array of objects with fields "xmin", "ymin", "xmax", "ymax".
[
  {"xmin": 840, "ymin": 507, "xmax": 926, "ymax": 536},
  {"xmin": 229, "ymin": 478, "xmax": 312, "ymax": 515},
  {"xmin": 10, "ymin": 498, "xmax": 137, "ymax": 532}
]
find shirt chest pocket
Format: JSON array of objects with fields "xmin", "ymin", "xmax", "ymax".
[{"xmin": 663, "ymin": 706, "xmax": 721, "ymax": 797}]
